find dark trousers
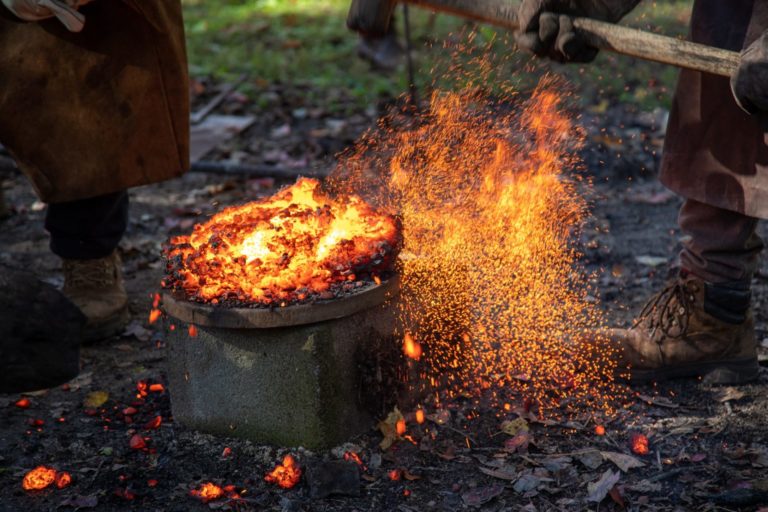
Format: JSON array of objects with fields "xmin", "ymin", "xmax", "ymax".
[
  {"xmin": 45, "ymin": 191, "xmax": 128, "ymax": 260},
  {"xmin": 679, "ymin": 198, "xmax": 763, "ymax": 283}
]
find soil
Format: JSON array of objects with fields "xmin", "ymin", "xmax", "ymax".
[{"xmin": 1, "ymin": 88, "xmax": 767, "ymax": 512}]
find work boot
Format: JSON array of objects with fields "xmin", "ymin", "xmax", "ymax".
[
  {"xmin": 62, "ymin": 251, "xmax": 129, "ymax": 342},
  {"xmin": 610, "ymin": 271, "xmax": 759, "ymax": 385}
]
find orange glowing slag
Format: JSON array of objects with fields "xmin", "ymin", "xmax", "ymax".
[
  {"xmin": 330, "ymin": 79, "xmax": 623, "ymax": 415},
  {"xmin": 190, "ymin": 482, "xmax": 224, "ymax": 502},
  {"xmin": 55, "ymin": 472, "xmax": 72, "ymax": 489},
  {"xmin": 403, "ymin": 333, "xmax": 422, "ymax": 361},
  {"xmin": 22, "ymin": 466, "xmax": 57, "ymax": 491},
  {"xmin": 164, "ymin": 178, "xmax": 399, "ymax": 306},
  {"xmin": 265, "ymin": 455, "xmax": 302, "ymax": 489}
]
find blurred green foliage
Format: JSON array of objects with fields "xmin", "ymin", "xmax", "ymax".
[{"xmin": 182, "ymin": 0, "xmax": 692, "ymax": 110}]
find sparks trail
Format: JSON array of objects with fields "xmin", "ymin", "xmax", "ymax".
[
  {"xmin": 331, "ymin": 81, "xmax": 623, "ymax": 415},
  {"xmin": 163, "ymin": 178, "xmax": 401, "ymax": 307}
]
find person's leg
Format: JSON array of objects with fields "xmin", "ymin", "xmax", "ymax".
[
  {"xmin": 608, "ymin": 198, "xmax": 761, "ymax": 385},
  {"xmin": 679, "ymin": 197, "xmax": 763, "ymax": 284},
  {"xmin": 45, "ymin": 190, "xmax": 130, "ymax": 341},
  {"xmin": 46, "ymin": 190, "xmax": 128, "ymax": 259}
]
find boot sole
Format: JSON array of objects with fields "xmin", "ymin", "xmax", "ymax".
[
  {"xmin": 82, "ymin": 307, "xmax": 131, "ymax": 344},
  {"xmin": 628, "ymin": 357, "xmax": 760, "ymax": 385}
]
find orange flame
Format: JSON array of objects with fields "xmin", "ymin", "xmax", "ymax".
[
  {"xmin": 22, "ymin": 466, "xmax": 57, "ymax": 491},
  {"xmin": 164, "ymin": 178, "xmax": 399, "ymax": 306},
  {"xmin": 403, "ymin": 333, "xmax": 422, "ymax": 361},
  {"xmin": 265, "ymin": 455, "xmax": 302, "ymax": 489},
  {"xmin": 190, "ymin": 482, "xmax": 224, "ymax": 502}
]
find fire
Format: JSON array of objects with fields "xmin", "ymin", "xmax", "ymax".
[
  {"xmin": 190, "ymin": 482, "xmax": 224, "ymax": 502},
  {"xmin": 330, "ymin": 79, "xmax": 622, "ymax": 414},
  {"xmin": 265, "ymin": 455, "xmax": 302, "ymax": 489},
  {"xmin": 163, "ymin": 178, "xmax": 400, "ymax": 306},
  {"xmin": 22, "ymin": 466, "xmax": 57, "ymax": 491}
]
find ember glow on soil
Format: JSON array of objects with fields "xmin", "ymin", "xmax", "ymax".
[
  {"xmin": 163, "ymin": 178, "xmax": 399, "ymax": 306},
  {"xmin": 331, "ymin": 82, "xmax": 624, "ymax": 415}
]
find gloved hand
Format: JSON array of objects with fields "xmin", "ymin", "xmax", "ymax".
[
  {"xmin": 1, "ymin": 0, "xmax": 93, "ymax": 32},
  {"xmin": 731, "ymin": 31, "xmax": 768, "ymax": 119},
  {"xmin": 516, "ymin": 0, "xmax": 641, "ymax": 63}
]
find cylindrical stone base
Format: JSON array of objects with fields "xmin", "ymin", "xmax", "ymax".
[{"xmin": 163, "ymin": 278, "xmax": 400, "ymax": 449}]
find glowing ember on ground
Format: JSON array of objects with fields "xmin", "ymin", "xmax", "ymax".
[
  {"xmin": 343, "ymin": 451, "xmax": 366, "ymax": 470},
  {"xmin": 22, "ymin": 466, "xmax": 58, "ymax": 491},
  {"xmin": 331, "ymin": 81, "xmax": 622, "ymax": 415},
  {"xmin": 54, "ymin": 472, "xmax": 72, "ymax": 489},
  {"xmin": 630, "ymin": 433, "xmax": 650, "ymax": 455},
  {"xmin": 163, "ymin": 178, "xmax": 400, "ymax": 307},
  {"xmin": 595, "ymin": 425, "xmax": 606, "ymax": 436},
  {"xmin": 190, "ymin": 482, "xmax": 224, "ymax": 502},
  {"xmin": 14, "ymin": 397, "xmax": 30, "ymax": 409},
  {"xmin": 265, "ymin": 455, "xmax": 302, "ymax": 489},
  {"xmin": 415, "ymin": 409, "xmax": 425, "ymax": 424}
]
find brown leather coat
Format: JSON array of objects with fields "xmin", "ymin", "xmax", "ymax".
[
  {"xmin": 660, "ymin": 0, "xmax": 768, "ymax": 218},
  {"xmin": 0, "ymin": 0, "xmax": 189, "ymax": 204}
]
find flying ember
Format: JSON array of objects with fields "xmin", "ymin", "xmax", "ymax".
[{"xmin": 163, "ymin": 178, "xmax": 400, "ymax": 306}]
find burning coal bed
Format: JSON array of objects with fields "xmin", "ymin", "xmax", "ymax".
[{"xmin": 160, "ymin": 178, "xmax": 407, "ymax": 449}]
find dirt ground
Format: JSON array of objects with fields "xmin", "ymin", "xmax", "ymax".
[{"xmin": 1, "ymin": 91, "xmax": 767, "ymax": 512}]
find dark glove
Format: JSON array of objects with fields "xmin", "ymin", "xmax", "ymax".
[
  {"xmin": 516, "ymin": 0, "xmax": 641, "ymax": 63},
  {"xmin": 731, "ymin": 31, "xmax": 768, "ymax": 120}
]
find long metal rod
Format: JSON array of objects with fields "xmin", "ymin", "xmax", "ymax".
[{"xmin": 404, "ymin": 0, "xmax": 740, "ymax": 77}]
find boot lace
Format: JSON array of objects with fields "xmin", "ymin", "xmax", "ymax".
[
  {"xmin": 64, "ymin": 258, "xmax": 115, "ymax": 289},
  {"xmin": 633, "ymin": 279, "xmax": 696, "ymax": 342}
]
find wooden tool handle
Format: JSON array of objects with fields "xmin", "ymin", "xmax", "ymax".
[{"xmin": 405, "ymin": 0, "xmax": 741, "ymax": 77}]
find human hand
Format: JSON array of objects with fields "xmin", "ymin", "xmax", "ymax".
[
  {"xmin": 1, "ymin": 0, "xmax": 93, "ymax": 32},
  {"xmin": 515, "ymin": 0, "xmax": 641, "ymax": 63},
  {"xmin": 732, "ymin": 31, "xmax": 768, "ymax": 119}
]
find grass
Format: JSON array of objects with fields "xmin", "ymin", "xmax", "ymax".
[{"xmin": 182, "ymin": 0, "xmax": 693, "ymax": 111}]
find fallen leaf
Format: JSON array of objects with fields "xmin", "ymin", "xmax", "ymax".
[
  {"xmin": 501, "ymin": 417, "xmax": 529, "ymax": 436},
  {"xmin": 83, "ymin": 391, "xmax": 109, "ymax": 408},
  {"xmin": 479, "ymin": 466, "xmax": 517, "ymax": 481},
  {"xmin": 714, "ymin": 387, "xmax": 746, "ymax": 403},
  {"xmin": 576, "ymin": 450, "xmax": 604, "ymax": 470},
  {"xmin": 587, "ymin": 469, "xmax": 621, "ymax": 503},
  {"xmin": 609, "ymin": 485, "xmax": 626, "ymax": 508},
  {"xmin": 513, "ymin": 474, "xmax": 541, "ymax": 493},
  {"xmin": 601, "ymin": 452, "xmax": 645, "ymax": 472},
  {"xmin": 637, "ymin": 394, "xmax": 679, "ymax": 408},
  {"xmin": 504, "ymin": 431, "xmax": 532, "ymax": 454},
  {"xmin": 378, "ymin": 407, "xmax": 404, "ymax": 451},
  {"xmin": 461, "ymin": 483, "xmax": 504, "ymax": 507}
]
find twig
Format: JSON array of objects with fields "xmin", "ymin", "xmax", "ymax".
[
  {"xmin": 191, "ymin": 74, "xmax": 248, "ymax": 125},
  {"xmin": 647, "ymin": 466, "xmax": 689, "ymax": 483}
]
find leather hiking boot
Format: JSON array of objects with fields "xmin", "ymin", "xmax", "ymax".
[
  {"xmin": 610, "ymin": 272, "xmax": 759, "ymax": 385},
  {"xmin": 63, "ymin": 251, "xmax": 129, "ymax": 342}
]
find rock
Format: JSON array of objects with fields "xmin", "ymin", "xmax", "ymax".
[
  {"xmin": 307, "ymin": 461, "xmax": 360, "ymax": 499},
  {"xmin": 0, "ymin": 266, "xmax": 84, "ymax": 393}
]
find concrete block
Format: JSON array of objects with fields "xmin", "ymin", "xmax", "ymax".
[{"xmin": 164, "ymin": 279, "xmax": 400, "ymax": 449}]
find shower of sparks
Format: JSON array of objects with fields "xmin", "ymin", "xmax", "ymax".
[{"xmin": 330, "ymin": 80, "xmax": 623, "ymax": 415}]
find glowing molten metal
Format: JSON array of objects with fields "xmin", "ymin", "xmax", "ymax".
[
  {"xmin": 22, "ymin": 466, "xmax": 57, "ymax": 491},
  {"xmin": 265, "ymin": 455, "xmax": 302, "ymax": 489},
  {"xmin": 164, "ymin": 178, "xmax": 399, "ymax": 306}
]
